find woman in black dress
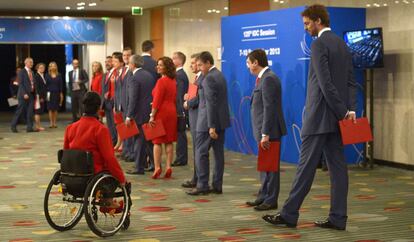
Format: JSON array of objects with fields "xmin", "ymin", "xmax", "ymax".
[
  {"xmin": 46, "ymin": 61, "xmax": 63, "ymax": 128},
  {"xmin": 34, "ymin": 63, "xmax": 47, "ymax": 131}
]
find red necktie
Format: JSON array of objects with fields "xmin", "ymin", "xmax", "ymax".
[
  {"xmin": 28, "ymin": 70, "xmax": 34, "ymax": 92},
  {"xmin": 255, "ymin": 77, "xmax": 260, "ymax": 87}
]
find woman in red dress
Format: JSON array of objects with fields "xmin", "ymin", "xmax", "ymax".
[
  {"xmin": 149, "ymin": 57, "xmax": 177, "ymax": 179},
  {"xmin": 91, "ymin": 61, "xmax": 103, "ymax": 95}
]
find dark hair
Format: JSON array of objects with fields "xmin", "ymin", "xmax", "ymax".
[
  {"xmin": 123, "ymin": 46, "xmax": 133, "ymax": 53},
  {"xmin": 35, "ymin": 62, "xmax": 46, "ymax": 72},
  {"xmin": 301, "ymin": 4, "xmax": 330, "ymax": 27},
  {"xmin": 82, "ymin": 92, "xmax": 101, "ymax": 115},
  {"xmin": 158, "ymin": 56, "xmax": 176, "ymax": 79},
  {"xmin": 247, "ymin": 49, "xmax": 268, "ymax": 68},
  {"xmin": 106, "ymin": 56, "xmax": 112, "ymax": 59},
  {"xmin": 142, "ymin": 40, "xmax": 154, "ymax": 52},
  {"xmin": 190, "ymin": 53, "xmax": 200, "ymax": 60},
  {"xmin": 174, "ymin": 51, "xmax": 186, "ymax": 65},
  {"xmin": 112, "ymin": 52, "xmax": 123, "ymax": 63},
  {"xmin": 199, "ymin": 51, "xmax": 214, "ymax": 65}
]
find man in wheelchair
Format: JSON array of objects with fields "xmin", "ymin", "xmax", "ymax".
[{"xmin": 63, "ymin": 91, "xmax": 127, "ymax": 212}]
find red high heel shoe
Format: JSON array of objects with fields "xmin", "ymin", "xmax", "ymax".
[
  {"xmin": 152, "ymin": 168, "xmax": 162, "ymax": 179},
  {"xmin": 164, "ymin": 168, "xmax": 172, "ymax": 178}
]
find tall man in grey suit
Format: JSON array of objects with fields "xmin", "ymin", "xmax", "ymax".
[
  {"xmin": 125, "ymin": 55, "xmax": 156, "ymax": 174},
  {"xmin": 263, "ymin": 4, "xmax": 357, "ymax": 230},
  {"xmin": 172, "ymin": 51, "xmax": 189, "ymax": 167},
  {"xmin": 68, "ymin": 59, "xmax": 89, "ymax": 122},
  {"xmin": 187, "ymin": 51, "xmax": 230, "ymax": 195},
  {"xmin": 182, "ymin": 53, "xmax": 204, "ymax": 188},
  {"xmin": 246, "ymin": 49, "xmax": 287, "ymax": 211},
  {"xmin": 11, "ymin": 57, "xmax": 36, "ymax": 133}
]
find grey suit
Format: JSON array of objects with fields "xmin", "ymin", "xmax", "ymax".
[
  {"xmin": 195, "ymin": 67, "xmax": 230, "ymax": 191},
  {"xmin": 280, "ymin": 30, "xmax": 357, "ymax": 228},
  {"xmin": 126, "ymin": 68, "xmax": 156, "ymax": 172},
  {"xmin": 174, "ymin": 68, "xmax": 189, "ymax": 165},
  {"xmin": 68, "ymin": 68, "xmax": 88, "ymax": 122},
  {"xmin": 251, "ymin": 68, "xmax": 287, "ymax": 206},
  {"xmin": 187, "ymin": 74, "xmax": 204, "ymax": 184}
]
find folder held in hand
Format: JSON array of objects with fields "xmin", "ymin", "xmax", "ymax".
[
  {"xmin": 116, "ymin": 120, "xmax": 139, "ymax": 140},
  {"xmin": 257, "ymin": 141, "xmax": 280, "ymax": 172},
  {"xmin": 339, "ymin": 117, "xmax": 373, "ymax": 145},
  {"xmin": 186, "ymin": 84, "xmax": 198, "ymax": 100},
  {"xmin": 114, "ymin": 111, "xmax": 123, "ymax": 124},
  {"xmin": 142, "ymin": 120, "xmax": 166, "ymax": 141}
]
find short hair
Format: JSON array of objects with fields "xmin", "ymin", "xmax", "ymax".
[
  {"xmin": 35, "ymin": 62, "xmax": 46, "ymax": 72},
  {"xmin": 24, "ymin": 57, "xmax": 33, "ymax": 64},
  {"xmin": 198, "ymin": 51, "xmax": 214, "ymax": 65},
  {"xmin": 106, "ymin": 56, "xmax": 112, "ymax": 59},
  {"xmin": 142, "ymin": 40, "xmax": 154, "ymax": 52},
  {"xmin": 72, "ymin": 58, "xmax": 79, "ymax": 63},
  {"xmin": 190, "ymin": 53, "xmax": 200, "ymax": 60},
  {"xmin": 112, "ymin": 52, "xmax": 123, "ymax": 63},
  {"xmin": 247, "ymin": 49, "xmax": 268, "ymax": 68},
  {"xmin": 82, "ymin": 91, "xmax": 101, "ymax": 115},
  {"xmin": 174, "ymin": 51, "xmax": 186, "ymax": 65},
  {"xmin": 301, "ymin": 4, "xmax": 330, "ymax": 27},
  {"xmin": 158, "ymin": 56, "xmax": 176, "ymax": 79},
  {"xmin": 123, "ymin": 46, "xmax": 133, "ymax": 53},
  {"xmin": 130, "ymin": 54, "xmax": 144, "ymax": 68}
]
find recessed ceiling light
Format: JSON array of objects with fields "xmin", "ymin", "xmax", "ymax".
[
  {"xmin": 53, "ymin": 16, "xmax": 59, "ymax": 19},
  {"xmin": 273, "ymin": 0, "xmax": 279, "ymax": 2},
  {"xmin": 224, "ymin": 7, "xmax": 228, "ymax": 10},
  {"xmin": 63, "ymin": 16, "xmax": 70, "ymax": 20},
  {"xmin": 280, "ymin": 0, "xmax": 285, "ymax": 3},
  {"xmin": 395, "ymin": 0, "xmax": 399, "ymax": 3},
  {"xmin": 25, "ymin": 16, "xmax": 32, "ymax": 19},
  {"xmin": 35, "ymin": 16, "xmax": 40, "ymax": 19},
  {"xmin": 65, "ymin": 6, "xmax": 70, "ymax": 10},
  {"xmin": 366, "ymin": 4, "xmax": 371, "ymax": 7},
  {"xmin": 384, "ymin": 3, "xmax": 388, "ymax": 6},
  {"xmin": 77, "ymin": 2, "xmax": 85, "ymax": 6},
  {"xmin": 77, "ymin": 6, "xmax": 85, "ymax": 10},
  {"xmin": 89, "ymin": 3, "xmax": 97, "ymax": 7},
  {"xmin": 403, "ymin": 0, "xmax": 409, "ymax": 3},
  {"xmin": 212, "ymin": 9, "xmax": 216, "ymax": 12},
  {"xmin": 207, "ymin": 10, "xmax": 212, "ymax": 13},
  {"xmin": 216, "ymin": 10, "xmax": 221, "ymax": 13}
]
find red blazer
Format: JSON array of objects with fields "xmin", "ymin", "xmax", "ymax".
[
  {"xmin": 91, "ymin": 73, "xmax": 103, "ymax": 95},
  {"xmin": 64, "ymin": 116, "xmax": 126, "ymax": 183}
]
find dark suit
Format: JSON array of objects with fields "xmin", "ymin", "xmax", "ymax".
[
  {"xmin": 195, "ymin": 67, "xmax": 230, "ymax": 191},
  {"xmin": 120, "ymin": 68, "xmax": 135, "ymax": 160},
  {"xmin": 102, "ymin": 70, "xmax": 117, "ymax": 145},
  {"xmin": 187, "ymin": 73, "xmax": 204, "ymax": 184},
  {"xmin": 251, "ymin": 68, "xmax": 287, "ymax": 206},
  {"xmin": 34, "ymin": 73, "xmax": 47, "ymax": 114},
  {"xmin": 280, "ymin": 30, "xmax": 357, "ymax": 228},
  {"xmin": 174, "ymin": 68, "xmax": 189, "ymax": 165},
  {"xmin": 11, "ymin": 68, "xmax": 35, "ymax": 131},
  {"xmin": 142, "ymin": 55, "xmax": 160, "ymax": 82},
  {"xmin": 68, "ymin": 68, "xmax": 89, "ymax": 122},
  {"xmin": 126, "ymin": 68, "xmax": 156, "ymax": 173}
]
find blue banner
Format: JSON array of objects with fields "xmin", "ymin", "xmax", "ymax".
[
  {"xmin": 0, "ymin": 18, "xmax": 105, "ymax": 44},
  {"xmin": 221, "ymin": 7, "xmax": 366, "ymax": 164}
]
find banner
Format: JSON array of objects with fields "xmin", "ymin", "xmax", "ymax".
[
  {"xmin": 221, "ymin": 7, "xmax": 366, "ymax": 164},
  {"xmin": 0, "ymin": 18, "xmax": 105, "ymax": 44}
]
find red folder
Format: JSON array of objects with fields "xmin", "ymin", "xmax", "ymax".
[
  {"xmin": 187, "ymin": 84, "xmax": 198, "ymax": 100},
  {"xmin": 142, "ymin": 120, "xmax": 166, "ymax": 141},
  {"xmin": 339, "ymin": 117, "xmax": 373, "ymax": 145},
  {"xmin": 114, "ymin": 112, "xmax": 123, "ymax": 124},
  {"xmin": 98, "ymin": 109, "xmax": 105, "ymax": 117},
  {"xmin": 257, "ymin": 141, "xmax": 280, "ymax": 172},
  {"xmin": 116, "ymin": 120, "xmax": 139, "ymax": 140}
]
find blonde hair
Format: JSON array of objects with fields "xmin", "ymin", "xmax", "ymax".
[
  {"xmin": 92, "ymin": 61, "xmax": 103, "ymax": 75},
  {"xmin": 48, "ymin": 61, "xmax": 59, "ymax": 76}
]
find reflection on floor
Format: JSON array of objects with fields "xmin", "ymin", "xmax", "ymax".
[{"xmin": 0, "ymin": 113, "xmax": 413, "ymax": 242}]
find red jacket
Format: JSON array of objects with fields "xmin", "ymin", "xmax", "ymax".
[{"xmin": 64, "ymin": 116, "xmax": 126, "ymax": 183}]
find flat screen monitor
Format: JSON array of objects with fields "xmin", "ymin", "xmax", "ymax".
[{"xmin": 343, "ymin": 27, "xmax": 384, "ymax": 69}]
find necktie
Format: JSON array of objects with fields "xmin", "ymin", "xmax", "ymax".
[
  {"xmin": 255, "ymin": 77, "xmax": 260, "ymax": 87},
  {"xmin": 194, "ymin": 75, "xmax": 199, "ymax": 85},
  {"xmin": 28, "ymin": 70, "xmax": 34, "ymax": 92}
]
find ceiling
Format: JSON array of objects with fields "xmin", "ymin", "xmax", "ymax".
[{"xmin": 0, "ymin": 0, "xmax": 187, "ymax": 13}]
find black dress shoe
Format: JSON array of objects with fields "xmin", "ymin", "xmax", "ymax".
[
  {"xmin": 145, "ymin": 167, "xmax": 155, "ymax": 172},
  {"xmin": 11, "ymin": 127, "xmax": 18, "ymax": 133},
  {"xmin": 314, "ymin": 219, "xmax": 345, "ymax": 230},
  {"xmin": 125, "ymin": 158, "xmax": 135, "ymax": 163},
  {"xmin": 209, "ymin": 188, "xmax": 223, "ymax": 194},
  {"xmin": 186, "ymin": 189, "xmax": 209, "ymax": 196},
  {"xmin": 254, "ymin": 203, "xmax": 277, "ymax": 211},
  {"xmin": 181, "ymin": 180, "xmax": 196, "ymax": 188},
  {"xmin": 26, "ymin": 129, "xmax": 38, "ymax": 132},
  {"xmin": 246, "ymin": 200, "xmax": 263, "ymax": 206},
  {"xmin": 171, "ymin": 161, "xmax": 186, "ymax": 167},
  {"xmin": 262, "ymin": 213, "xmax": 297, "ymax": 228},
  {"xmin": 126, "ymin": 170, "xmax": 145, "ymax": 175}
]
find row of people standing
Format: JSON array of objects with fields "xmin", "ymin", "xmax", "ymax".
[{"xmin": 10, "ymin": 58, "xmax": 64, "ymax": 132}]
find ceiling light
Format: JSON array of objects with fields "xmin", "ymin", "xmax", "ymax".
[
  {"xmin": 65, "ymin": 6, "xmax": 70, "ymax": 10},
  {"xmin": 212, "ymin": 9, "xmax": 216, "ymax": 12},
  {"xmin": 273, "ymin": 0, "xmax": 279, "ymax": 2},
  {"xmin": 35, "ymin": 16, "xmax": 40, "ymax": 19},
  {"xmin": 366, "ymin": 4, "xmax": 371, "ymax": 7},
  {"xmin": 216, "ymin": 10, "xmax": 221, "ymax": 13},
  {"xmin": 224, "ymin": 7, "xmax": 228, "ymax": 10},
  {"xmin": 63, "ymin": 16, "xmax": 70, "ymax": 20},
  {"xmin": 77, "ymin": 2, "xmax": 85, "ymax": 6},
  {"xmin": 207, "ymin": 10, "xmax": 212, "ymax": 13},
  {"xmin": 395, "ymin": 0, "xmax": 399, "ymax": 3},
  {"xmin": 383, "ymin": 3, "xmax": 388, "ymax": 6},
  {"xmin": 280, "ymin": 0, "xmax": 285, "ymax": 3},
  {"xmin": 77, "ymin": 6, "xmax": 85, "ymax": 10},
  {"xmin": 25, "ymin": 16, "xmax": 32, "ymax": 19},
  {"xmin": 53, "ymin": 16, "xmax": 60, "ymax": 19},
  {"xmin": 89, "ymin": 3, "xmax": 97, "ymax": 7},
  {"xmin": 403, "ymin": 0, "xmax": 409, "ymax": 3}
]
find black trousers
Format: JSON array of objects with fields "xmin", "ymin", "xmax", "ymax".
[{"xmin": 71, "ymin": 90, "xmax": 85, "ymax": 122}]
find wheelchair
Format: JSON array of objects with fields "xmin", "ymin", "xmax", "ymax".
[{"xmin": 44, "ymin": 149, "xmax": 132, "ymax": 237}]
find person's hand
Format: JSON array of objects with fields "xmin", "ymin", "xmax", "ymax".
[
  {"xmin": 209, "ymin": 128, "xmax": 218, "ymax": 140},
  {"xmin": 183, "ymin": 93, "xmax": 189, "ymax": 101},
  {"xmin": 104, "ymin": 93, "xmax": 109, "ymax": 99},
  {"xmin": 149, "ymin": 116, "xmax": 155, "ymax": 127},
  {"xmin": 59, "ymin": 102, "xmax": 63, "ymax": 107},
  {"xmin": 125, "ymin": 119, "xmax": 131, "ymax": 127},
  {"xmin": 183, "ymin": 101, "xmax": 188, "ymax": 110},
  {"xmin": 23, "ymin": 94, "xmax": 29, "ymax": 100},
  {"xmin": 346, "ymin": 111, "xmax": 357, "ymax": 124},
  {"xmin": 260, "ymin": 135, "xmax": 270, "ymax": 150}
]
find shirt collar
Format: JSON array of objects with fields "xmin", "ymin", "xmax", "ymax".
[
  {"xmin": 133, "ymin": 67, "xmax": 142, "ymax": 75},
  {"xmin": 258, "ymin": 66, "xmax": 269, "ymax": 78},
  {"xmin": 196, "ymin": 71, "xmax": 202, "ymax": 78},
  {"xmin": 142, "ymin": 53, "xmax": 151, "ymax": 57},
  {"xmin": 176, "ymin": 67, "xmax": 183, "ymax": 71},
  {"xmin": 318, "ymin": 27, "xmax": 331, "ymax": 38},
  {"xmin": 209, "ymin": 66, "xmax": 216, "ymax": 72},
  {"xmin": 25, "ymin": 66, "xmax": 31, "ymax": 72}
]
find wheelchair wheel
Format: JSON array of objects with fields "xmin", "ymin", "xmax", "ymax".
[
  {"xmin": 83, "ymin": 173, "xmax": 130, "ymax": 237},
  {"xmin": 44, "ymin": 170, "xmax": 84, "ymax": 231}
]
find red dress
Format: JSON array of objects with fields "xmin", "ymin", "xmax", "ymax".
[
  {"xmin": 152, "ymin": 76, "xmax": 177, "ymax": 144},
  {"xmin": 64, "ymin": 116, "xmax": 126, "ymax": 183},
  {"xmin": 91, "ymin": 73, "xmax": 103, "ymax": 94}
]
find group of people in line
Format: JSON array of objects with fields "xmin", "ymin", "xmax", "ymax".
[{"xmin": 12, "ymin": 4, "xmax": 358, "ymax": 231}]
